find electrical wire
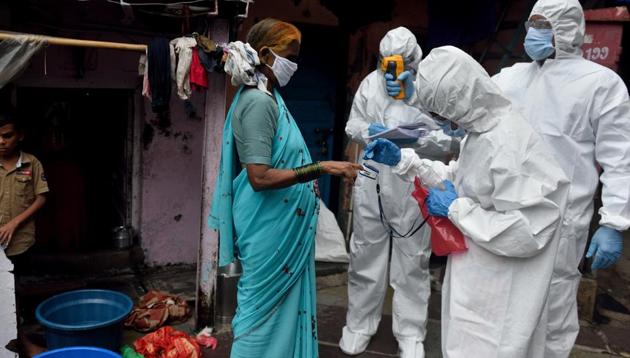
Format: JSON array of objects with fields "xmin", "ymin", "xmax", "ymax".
[{"xmin": 106, "ymin": 0, "xmax": 210, "ymax": 6}]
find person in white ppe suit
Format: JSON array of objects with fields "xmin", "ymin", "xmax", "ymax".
[
  {"xmin": 341, "ymin": 27, "xmax": 458, "ymax": 357},
  {"xmin": 492, "ymin": 1, "xmax": 630, "ymax": 356},
  {"xmin": 371, "ymin": 46, "xmax": 570, "ymax": 357}
]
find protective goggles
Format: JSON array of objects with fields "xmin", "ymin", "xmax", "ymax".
[{"xmin": 524, "ymin": 19, "xmax": 552, "ymax": 30}]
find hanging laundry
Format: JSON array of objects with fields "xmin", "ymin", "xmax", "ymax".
[
  {"xmin": 134, "ymin": 326, "xmax": 201, "ymax": 358},
  {"xmin": 169, "ymin": 37, "xmax": 197, "ymax": 100},
  {"xmin": 124, "ymin": 290, "xmax": 190, "ymax": 332},
  {"xmin": 139, "ymin": 54, "xmax": 151, "ymax": 99},
  {"xmin": 190, "ymin": 49, "xmax": 208, "ymax": 90},
  {"xmin": 143, "ymin": 65, "xmax": 151, "ymax": 99},
  {"xmin": 194, "ymin": 34, "xmax": 216, "ymax": 53},
  {"xmin": 138, "ymin": 54, "xmax": 146, "ymax": 75},
  {"xmin": 147, "ymin": 38, "xmax": 171, "ymax": 113},
  {"xmin": 196, "ymin": 48, "xmax": 216, "ymax": 73}
]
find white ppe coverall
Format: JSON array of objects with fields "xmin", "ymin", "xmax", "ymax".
[
  {"xmin": 396, "ymin": 46, "xmax": 570, "ymax": 358},
  {"xmin": 493, "ymin": 1, "xmax": 630, "ymax": 356},
  {"xmin": 342, "ymin": 27, "xmax": 457, "ymax": 358}
]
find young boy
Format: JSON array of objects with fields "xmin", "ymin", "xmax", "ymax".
[
  {"xmin": 0, "ymin": 112, "xmax": 48, "ymax": 356},
  {"xmin": 0, "ymin": 112, "xmax": 48, "ymax": 267}
]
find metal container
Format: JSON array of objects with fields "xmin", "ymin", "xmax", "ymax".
[
  {"xmin": 112, "ymin": 226, "xmax": 132, "ymax": 250},
  {"xmin": 216, "ymin": 260, "xmax": 242, "ymax": 324}
]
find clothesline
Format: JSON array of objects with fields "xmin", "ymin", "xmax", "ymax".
[{"xmin": 0, "ymin": 31, "xmax": 147, "ymax": 52}]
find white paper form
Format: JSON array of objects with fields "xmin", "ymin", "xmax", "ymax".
[{"xmin": 366, "ymin": 123, "xmax": 428, "ymax": 141}]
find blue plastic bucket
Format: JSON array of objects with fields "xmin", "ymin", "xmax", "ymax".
[
  {"xmin": 36, "ymin": 289, "xmax": 133, "ymax": 351},
  {"xmin": 34, "ymin": 346, "xmax": 122, "ymax": 358}
]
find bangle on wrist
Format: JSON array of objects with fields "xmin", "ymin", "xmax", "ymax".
[{"xmin": 293, "ymin": 162, "xmax": 322, "ymax": 183}]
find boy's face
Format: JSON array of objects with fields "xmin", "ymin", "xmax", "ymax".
[{"xmin": 0, "ymin": 124, "xmax": 22, "ymax": 156}]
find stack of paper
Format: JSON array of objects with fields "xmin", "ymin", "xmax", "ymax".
[{"xmin": 366, "ymin": 123, "xmax": 428, "ymax": 141}]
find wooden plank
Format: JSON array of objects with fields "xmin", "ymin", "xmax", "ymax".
[{"xmin": 0, "ymin": 31, "xmax": 147, "ymax": 52}]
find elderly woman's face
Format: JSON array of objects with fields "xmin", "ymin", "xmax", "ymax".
[
  {"xmin": 259, "ymin": 40, "xmax": 300, "ymax": 86},
  {"xmin": 275, "ymin": 40, "xmax": 300, "ymax": 63},
  {"xmin": 260, "ymin": 40, "xmax": 300, "ymax": 66}
]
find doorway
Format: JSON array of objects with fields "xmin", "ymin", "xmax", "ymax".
[
  {"xmin": 17, "ymin": 88, "xmax": 133, "ymax": 252},
  {"xmin": 280, "ymin": 24, "xmax": 348, "ymax": 211}
]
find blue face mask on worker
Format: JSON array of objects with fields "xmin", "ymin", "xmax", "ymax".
[
  {"xmin": 433, "ymin": 115, "xmax": 465, "ymax": 138},
  {"xmin": 524, "ymin": 27, "xmax": 555, "ymax": 61}
]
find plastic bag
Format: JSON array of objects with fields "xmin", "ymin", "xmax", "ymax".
[
  {"xmin": 412, "ymin": 178, "xmax": 467, "ymax": 256},
  {"xmin": 134, "ymin": 326, "xmax": 201, "ymax": 358},
  {"xmin": 315, "ymin": 199, "xmax": 349, "ymax": 263},
  {"xmin": 121, "ymin": 345, "xmax": 144, "ymax": 358}
]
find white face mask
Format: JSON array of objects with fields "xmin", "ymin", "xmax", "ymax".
[{"xmin": 266, "ymin": 49, "xmax": 298, "ymax": 87}]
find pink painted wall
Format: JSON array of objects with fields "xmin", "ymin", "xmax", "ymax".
[
  {"xmin": 140, "ymin": 92, "xmax": 205, "ymax": 265},
  {"xmin": 13, "ymin": 29, "xmax": 214, "ymax": 265}
]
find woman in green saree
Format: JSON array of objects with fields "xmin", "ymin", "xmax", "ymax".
[{"xmin": 209, "ymin": 19, "xmax": 361, "ymax": 357}]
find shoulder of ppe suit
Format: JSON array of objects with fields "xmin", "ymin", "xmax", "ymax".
[
  {"xmin": 486, "ymin": 111, "xmax": 534, "ymax": 145},
  {"xmin": 357, "ymin": 71, "xmax": 383, "ymax": 96},
  {"xmin": 345, "ymin": 71, "xmax": 380, "ymax": 142},
  {"xmin": 492, "ymin": 63, "xmax": 533, "ymax": 82},
  {"xmin": 348, "ymin": 72, "xmax": 384, "ymax": 114},
  {"xmin": 489, "ymin": 114, "xmax": 570, "ymax": 187},
  {"xmin": 589, "ymin": 62, "xmax": 629, "ymax": 92},
  {"xmin": 483, "ymin": 113, "xmax": 534, "ymax": 162},
  {"xmin": 349, "ymin": 71, "xmax": 381, "ymax": 108},
  {"xmin": 569, "ymin": 62, "xmax": 630, "ymax": 109},
  {"xmin": 566, "ymin": 56, "xmax": 625, "ymax": 80}
]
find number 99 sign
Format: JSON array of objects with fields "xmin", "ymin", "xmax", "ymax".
[{"xmin": 584, "ymin": 46, "xmax": 610, "ymax": 61}]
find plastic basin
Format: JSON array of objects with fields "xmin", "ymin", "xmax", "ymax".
[
  {"xmin": 36, "ymin": 290, "xmax": 133, "ymax": 351},
  {"xmin": 34, "ymin": 346, "xmax": 122, "ymax": 358}
]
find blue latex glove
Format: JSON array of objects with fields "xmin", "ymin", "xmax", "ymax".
[
  {"xmin": 427, "ymin": 180, "xmax": 458, "ymax": 217},
  {"xmin": 368, "ymin": 123, "xmax": 388, "ymax": 136},
  {"xmin": 385, "ymin": 71, "xmax": 415, "ymax": 100},
  {"xmin": 363, "ymin": 138, "xmax": 401, "ymax": 166},
  {"xmin": 586, "ymin": 226, "xmax": 624, "ymax": 269}
]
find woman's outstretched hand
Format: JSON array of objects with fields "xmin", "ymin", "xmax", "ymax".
[{"xmin": 320, "ymin": 161, "xmax": 363, "ymax": 181}]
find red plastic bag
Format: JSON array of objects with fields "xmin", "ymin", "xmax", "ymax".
[
  {"xmin": 134, "ymin": 326, "xmax": 201, "ymax": 358},
  {"xmin": 412, "ymin": 178, "xmax": 467, "ymax": 256}
]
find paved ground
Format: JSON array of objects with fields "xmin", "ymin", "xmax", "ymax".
[
  {"xmin": 19, "ymin": 263, "xmax": 630, "ymax": 357},
  {"xmin": 206, "ymin": 284, "xmax": 630, "ymax": 357}
]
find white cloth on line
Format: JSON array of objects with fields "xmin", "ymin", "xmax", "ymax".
[{"xmin": 169, "ymin": 37, "xmax": 197, "ymax": 100}]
